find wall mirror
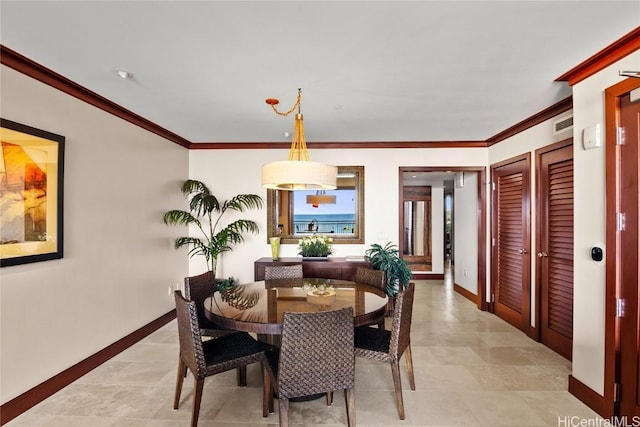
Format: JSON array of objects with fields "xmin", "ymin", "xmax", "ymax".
[{"xmin": 267, "ymin": 166, "xmax": 364, "ymax": 244}]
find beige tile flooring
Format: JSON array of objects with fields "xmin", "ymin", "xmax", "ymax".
[{"xmin": 6, "ymin": 277, "xmax": 601, "ymax": 426}]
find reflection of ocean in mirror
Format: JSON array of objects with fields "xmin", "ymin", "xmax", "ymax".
[{"xmin": 294, "ymin": 214, "xmax": 356, "ymax": 234}]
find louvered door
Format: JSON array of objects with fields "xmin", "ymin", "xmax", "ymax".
[
  {"xmin": 537, "ymin": 142, "xmax": 573, "ymax": 360},
  {"xmin": 491, "ymin": 156, "xmax": 531, "ymax": 330}
]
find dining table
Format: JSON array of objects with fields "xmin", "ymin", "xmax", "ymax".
[
  {"xmin": 203, "ymin": 277, "xmax": 388, "ymax": 336},
  {"xmin": 204, "ymin": 277, "xmax": 388, "ymax": 402}
]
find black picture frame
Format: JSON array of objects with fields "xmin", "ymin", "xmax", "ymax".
[{"xmin": 1, "ymin": 118, "xmax": 65, "ymax": 267}]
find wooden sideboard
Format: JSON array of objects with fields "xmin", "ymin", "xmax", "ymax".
[{"xmin": 254, "ymin": 257, "xmax": 371, "ymax": 281}]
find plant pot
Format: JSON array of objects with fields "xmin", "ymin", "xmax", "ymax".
[{"xmin": 302, "ymin": 256, "xmax": 329, "ymax": 261}]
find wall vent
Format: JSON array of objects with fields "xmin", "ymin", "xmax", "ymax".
[{"xmin": 553, "ymin": 115, "xmax": 573, "ymax": 135}]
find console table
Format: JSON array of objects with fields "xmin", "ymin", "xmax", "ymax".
[{"xmin": 254, "ymin": 257, "xmax": 371, "ymax": 281}]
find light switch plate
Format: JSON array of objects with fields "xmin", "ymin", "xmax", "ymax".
[{"xmin": 582, "ymin": 124, "xmax": 601, "ymax": 150}]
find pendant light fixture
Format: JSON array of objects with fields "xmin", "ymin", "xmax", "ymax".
[{"xmin": 262, "ymin": 89, "xmax": 337, "ymax": 191}]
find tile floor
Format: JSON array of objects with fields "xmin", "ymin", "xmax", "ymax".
[{"xmin": 6, "ymin": 275, "xmax": 601, "ymax": 426}]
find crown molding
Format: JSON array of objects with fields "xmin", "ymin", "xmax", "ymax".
[
  {"xmin": 188, "ymin": 140, "xmax": 488, "ymax": 149},
  {"xmin": 486, "ymin": 96, "xmax": 573, "ymax": 146},
  {"xmin": 556, "ymin": 26, "xmax": 640, "ymax": 86},
  {"xmin": 0, "ymin": 44, "xmax": 191, "ymax": 148}
]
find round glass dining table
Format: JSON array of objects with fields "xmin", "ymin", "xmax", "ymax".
[{"xmin": 204, "ymin": 277, "xmax": 388, "ymax": 335}]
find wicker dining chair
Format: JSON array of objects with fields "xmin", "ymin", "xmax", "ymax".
[
  {"xmin": 263, "ymin": 307, "xmax": 356, "ymax": 427},
  {"xmin": 354, "ymin": 267, "xmax": 386, "ymax": 329},
  {"xmin": 172, "ymin": 291, "xmax": 269, "ymax": 427},
  {"xmin": 353, "ymin": 282, "xmax": 415, "ymax": 420},
  {"xmin": 184, "ymin": 271, "xmax": 247, "ymax": 386},
  {"xmin": 264, "ymin": 264, "xmax": 303, "ymax": 280}
]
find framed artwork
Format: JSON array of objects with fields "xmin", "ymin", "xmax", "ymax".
[{"xmin": 0, "ymin": 118, "xmax": 65, "ymax": 267}]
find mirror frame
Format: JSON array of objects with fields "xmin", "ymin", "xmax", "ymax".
[{"xmin": 267, "ymin": 166, "xmax": 365, "ymax": 244}]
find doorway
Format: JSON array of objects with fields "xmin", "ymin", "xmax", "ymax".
[
  {"xmin": 399, "ymin": 167, "xmax": 487, "ymax": 309},
  {"xmin": 490, "ymin": 154, "xmax": 532, "ymax": 332},
  {"xmin": 535, "ymin": 139, "xmax": 574, "ymax": 360},
  {"xmin": 604, "ymin": 77, "xmax": 640, "ymax": 418}
]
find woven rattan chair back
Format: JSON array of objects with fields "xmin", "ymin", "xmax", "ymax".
[
  {"xmin": 264, "ymin": 264, "xmax": 303, "ymax": 280},
  {"xmin": 355, "ymin": 267, "xmax": 387, "ymax": 328},
  {"xmin": 355, "ymin": 266, "xmax": 385, "ymax": 291},
  {"xmin": 184, "ymin": 271, "xmax": 218, "ymax": 328},
  {"xmin": 184, "ymin": 272, "xmax": 237, "ymax": 337},
  {"xmin": 390, "ymin": 281, "xmax": 415, "ymax": 357},
  {"xmin": 353, "ymin": 282, "xmax": 415, "ymax": 420},
  {"xmin": 265, "ymin": 307, "xmax": 356, "ymax": 426},
  {"xmin": 173, "ymin": 291, "xmax": 269, "ymax": 427},
  {"xmin": 174, "ymin": 291, "xmax": 209, "ymax": 379},
  {"xmin": 184, "ymin": 272, "xmax": 247, "ymax": 386}
]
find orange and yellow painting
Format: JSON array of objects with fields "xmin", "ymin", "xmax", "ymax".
[
  {"xmin": 1, "ymin": 142, "xmax": 48, "ymax": 244},
  {"xmin": 0, "ymin": 119, "xmax": 63, "ymax": 266}
]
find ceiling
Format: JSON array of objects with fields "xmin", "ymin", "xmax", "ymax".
[{"xmin": 1, "ymin": 1, "xmax": 638, "ymax": 145}]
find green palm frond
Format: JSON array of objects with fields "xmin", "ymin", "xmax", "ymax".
[
  {"xmin": 165, "ymin": 180, "xmax": 263, "ymax": 277},
  {"xmin": 223, "ymin": 194, "xmax": 264, "ymax": 212},
  {"xmin": 181, "ymin": 179, "xmax": 210, "ymax": 196},
  {"xmin": 163, "ymin": 210, "xmax": 201, "ymax": 227},
  {"xmin": 175, "ymin": 237, "xmax": 210, "ymax": 259},
  {"xmin": 225, "ymin": 219, "xmax": 260, "ymax": 236},
  {"xmin": 190, "ymin": 193, "xmax": 220, "ymax": 217}
]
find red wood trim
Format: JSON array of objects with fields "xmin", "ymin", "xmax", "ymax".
[
  {"xmin": 477, "ymin": 167, "xmax": 487, "ymax": 311},
  {"xmin": 0, "ymin": 45, "xmax": 191, "ymax": 148},
  {"xmin": 568, "ymin": 375, "xmax": 606, "ymax": 417},
  {"xmin": 0, "ymin": 310, "xmax": 176, "ymax": 425},
  {"xmin": 454, "ymin": 283, "xmax": 479, "ymax": 304},
  {"xmin": 490, "ymin": 152, "xmax": 531, "ymax": 170},
  {"xmin": 412, "ymin": 273, "xmax": 444, "ymax": 280},
  {"xmin": 603, "ymin": 77, "xmax": 640, "ymax": 419},
  {"xmin": 557, "ymin": 27, "xmax": 640, "ymax": 86},
  {"xmin": 486, "ymin": 97, "xmax": 573, "ymax": 146},
  {"xmin": 189, "ymin": 141, "xmax": 488, "ymax": 149}
]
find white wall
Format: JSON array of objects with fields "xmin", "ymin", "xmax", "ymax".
[
  {"xmin": 0, "ymin": 66, "xmax": 189, "ymax": 404},
  {"xmin": 454, "ymin": 171, "xmax": 479, "ymax": 294},
  {"xmin": 189, "ymin": 147, "xmax": 488, "ymax": 283},
  {"xmin": 570, "ymin": 52, "xmax": 640, "ymax": 395}
]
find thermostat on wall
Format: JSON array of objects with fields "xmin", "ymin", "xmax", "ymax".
[{"xmin": 582, "ymin": 124, "xmax": 601, "ymax": 150}]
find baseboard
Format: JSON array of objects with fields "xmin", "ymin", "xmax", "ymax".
[
  {"xmin": 568, "ymin": 375, "xmax": 606, "ymax": 417},
  {"xmin": 412, "ymin": 273, "xmax": 445, "ymax": 280},
  {"xmin": 453, "ymin": 283, "xmax": 479, "ymax": 304},
  {"xmin": 0, "ymin": 309, "xmax": 176, "ymax": 425}
]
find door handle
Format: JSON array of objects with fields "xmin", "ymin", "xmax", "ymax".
[
  {"xmin": 537, "ymin": 252, "xmax": 548, "ymax": 258},
  {"xmin": 518, "ymin": 248, "xmax": 528, "ymax": 254}
]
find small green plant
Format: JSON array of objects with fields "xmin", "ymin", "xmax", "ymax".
[
  {"xmin": 298, "ymin": 234, "xmax": 333, "ymax": 257},
  {"xmin": 163, "ymin": 179, "xmax": 263, "ymax": 280},
  {"xmin": 365, "ymin": 242, "xmax": 412, "ymax": 296}
]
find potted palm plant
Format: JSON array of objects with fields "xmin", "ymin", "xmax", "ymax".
[
  {"xmin": 164, "ymin": 179, "xmax": 263, "ymax": 288},
  {"xmin": 364, "ymin": 242, "xmax": 412, "ymax": 297}
]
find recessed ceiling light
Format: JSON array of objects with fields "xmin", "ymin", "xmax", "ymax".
[{"xmin": 112, "ymin": 69, "xmax": 132, "ymax": 79}]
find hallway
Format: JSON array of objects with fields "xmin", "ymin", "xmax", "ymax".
[{"xmin": 6, "ymin": 276, "xmax": 600, "ymax": 426}]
